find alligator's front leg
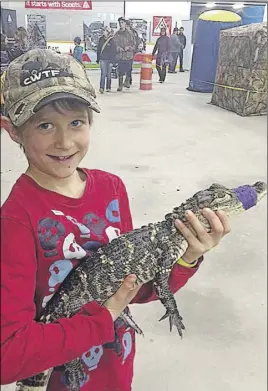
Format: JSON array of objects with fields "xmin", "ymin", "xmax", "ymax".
[{"xmin": 153, "ymin": 251, "xmax": 185, "ymax": 338}]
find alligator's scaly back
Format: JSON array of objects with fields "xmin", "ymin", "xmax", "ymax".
[{"xmin": 16, "ymin": 181, "xmax": 267, "ymax": 391}]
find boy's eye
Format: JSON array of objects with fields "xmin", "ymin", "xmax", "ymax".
[
  {"xmin": 71, "ymin": 120, "xmax": 82, "ymax": 127},
  {"xmin": 39, "ymin": 123, "xmax": 53, "ymax": 131}
]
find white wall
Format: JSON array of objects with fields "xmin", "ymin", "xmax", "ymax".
[
  {"xmin": 126, "ymin": 1, "xmax": 191, "ymax": 41},
  {"xmin": 264, "ymin": 4, "xmax": 267, "ymax": 22},
  {"xmin": 1, "ymin": 1, "xmax": 192, "ymax": 42},
  {"xmin": 1, "ymin": 1, "xmax": 125, "ymax": 40}
]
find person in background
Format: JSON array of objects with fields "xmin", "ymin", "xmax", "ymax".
[
  {"xmin": 0, "ymin": 33, "xmax": 10, "ymax": 115},
  {"xmin": 114, "ymin": 17, "xmax": 135, "ymax": 91},
  {"xmin": 152, "ymin": 27, "xmax": 172, "ymax": 83},
  {"xmin": 0, "ymin": 33, "xmax": 10, "ymax": 76},
  {"xmin": 8, "ymin": 27, "xmax": 30, "ymax": 61},
  {"xmin": 178, "ymin": 27, "xmax": 186, "ymax": 72},
  {"xmin": 125, "ymin": 20, "xmax": 139, "ymax": 86},
  {"xmin": 168, "ymin": 27, "xmax": 183, "ymax": 74},
  {"xmin": 96, "ymin": 26, "xmax": 117, "ymax": 93},
  {"xmin": 142, "ymin": 32, "xmax": 147, "ymax": 52},
  {"xmin": 73, "ymin": 36, "xmax": 83, "ymax": 64}
]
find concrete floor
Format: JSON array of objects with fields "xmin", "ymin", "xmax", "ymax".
[{"xmin": 1, "ymin": 71, "xmax": 267, "ymax": 391}]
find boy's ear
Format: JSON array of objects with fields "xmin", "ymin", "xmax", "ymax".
[{"xmin": 0, "ymin": 116, "xmax": 22, "ymax": 144}]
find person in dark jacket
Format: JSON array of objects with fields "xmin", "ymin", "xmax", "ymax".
[
  {"xmin": 178, "ymin": 27, "xmax": 187, "ymax": 72},
  {"xmin": 97, "ymin": 27, "xmax": 117, "ymax": 93},
  {"xmin": 152, "ymin": 27, "xmax": 172, "ymax": 83},
  {"xmin": 168, "ymin": 27, "xmax": 183, "ymax": 73}
]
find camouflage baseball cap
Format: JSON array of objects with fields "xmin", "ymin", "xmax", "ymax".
[{"xmin": 3, "ymin": 48, "xmax": 100, "ymax": 127}]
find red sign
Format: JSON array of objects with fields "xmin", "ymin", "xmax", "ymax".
[
  {"xmin": 152, "ymin": 16, "xmax": 172, "ymax": 36},
  {"xmin": 25, "ymin": 1, "xmax": 92, "ymax": 10}
]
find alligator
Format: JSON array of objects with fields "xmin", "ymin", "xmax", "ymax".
[{"xmin": 15, "ymin": 181, "xmax": 267, "ymax": 391}]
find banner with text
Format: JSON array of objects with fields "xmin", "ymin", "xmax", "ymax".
[
  {"xmin": 25, "ymin": 1, "xmax": 92, "ymax": 10},
  {"xmin": 152, "ymin": 16, "xmax": 172, "ymax": 36}
]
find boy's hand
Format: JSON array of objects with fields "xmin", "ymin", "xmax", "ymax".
[
  {"xmin": 175, "ymin": 209, "xmax": 231, "ymax": 264},
  {"xmin": 103, "ymin": 275, "xmax": 142, "ymax": 322}
]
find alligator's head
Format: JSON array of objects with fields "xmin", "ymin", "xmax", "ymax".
[{"xmin": 191, "ymin": 181, "xmax": 267, "ymax": 217}]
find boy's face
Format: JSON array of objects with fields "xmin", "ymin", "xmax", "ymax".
[{"xmin": 8, "ymin": 103, "xmax": 91, "ymax": 180}]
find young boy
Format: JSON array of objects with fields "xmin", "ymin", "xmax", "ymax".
[
  {"xmin": 73, "ymin": 36, "xmax": 83, "ymax": 64},
  {"xmin": 1, "ymin": 49, "xmax": 230, "ymax": 390}
]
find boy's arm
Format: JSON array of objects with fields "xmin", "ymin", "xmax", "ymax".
[
  {"xmin": 1, "ymin": 218, "xmax": 115, "ymax": 384},
  {"xmin": 118, "ymin": 179, "xmax": 203, "ymax": 305}
]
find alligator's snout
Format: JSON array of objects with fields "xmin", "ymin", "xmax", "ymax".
[
  {"xmin": 253, "ymin": 181, "xmax": 267, "ymax": 196},
  {"xmin": 234, "ymin": 182, "xmax": 267, "ymax": 210}
]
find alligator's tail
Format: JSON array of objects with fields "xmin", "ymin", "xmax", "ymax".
[{"xmin": 15, "ymin": 369, "xmax": 53, "ymax": 391}]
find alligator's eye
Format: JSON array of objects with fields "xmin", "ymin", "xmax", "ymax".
[{"xmin": 217, "ymin": 193, "xmax": 230, "ymax": 201}]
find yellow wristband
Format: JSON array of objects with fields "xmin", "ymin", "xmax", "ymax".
[{"xmin": 177, "ymin": 258, "xmax": 198, "ymax": 268}]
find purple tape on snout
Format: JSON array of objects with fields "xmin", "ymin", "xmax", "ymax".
[{"xmin": 234, "ymin": 185, "xmax": 257, "ymax": 210}]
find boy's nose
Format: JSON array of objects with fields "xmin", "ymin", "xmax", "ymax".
[{"xmin": 54, "ymin": 131, "xmax": 74, "ymax": 149}]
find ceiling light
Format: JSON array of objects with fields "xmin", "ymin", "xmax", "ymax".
[
  {"xmin": 205, "ymin": 2, "xmax": 216, "ymax": 8},
  {"xmin": 233, "ymin": 3, "xmax": 244, "ymax": 9}
]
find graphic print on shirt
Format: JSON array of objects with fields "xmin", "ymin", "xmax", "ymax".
[
  {"xmin": 83, "ymin": 212, "xmax": 106, "ymax": 239},
  {"xmin": 38, "ymin": 217, "xmax": 65, "ymax": 258},
  {"xmin": 106, "ymin": 199, "xmax": 121, "ymax": 223},
  {"xmin": 36, "ymin": 200, "xmax": 134, "ymax": 387},
  {"xmin": 82, "ymin": 345, "xmax": 104, "ymax": 372}
]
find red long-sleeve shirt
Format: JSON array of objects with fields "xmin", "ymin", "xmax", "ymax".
[{"xmin": 1, "ymin": 169, "xmax": 202, "ymax": 390}]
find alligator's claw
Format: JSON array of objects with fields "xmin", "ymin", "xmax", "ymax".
[{"xmin": 159, "ymin": 310, "xmax": 185, "ymax": 338}]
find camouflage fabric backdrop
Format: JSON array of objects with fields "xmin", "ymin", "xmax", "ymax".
[{"xmin": 211, "ymin": 22, "xmax": 267, "ymax": 116}]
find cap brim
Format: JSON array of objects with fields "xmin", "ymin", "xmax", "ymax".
[
  {"xmin": 8, "ymin": 86, "xmax": 101, "ymax": 127},
  {"xmin": 34, "ymin": 92, "xmax": 99, "ymax": 112}
]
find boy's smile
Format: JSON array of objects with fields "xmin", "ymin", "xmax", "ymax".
[{"xmin": 47, "ymin": 152, "xmax": 78, "ymax": 162}]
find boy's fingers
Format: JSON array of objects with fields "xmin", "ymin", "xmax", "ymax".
[
  {"xmin": 121, "ymin": 275, "xmax": 137, "ymax": 291},
  {"xmin": 216, "ymin": 210, "xmax": 231, "ymax": 235},
  {"xmin": 183, "ymin": 210, "xmax": 209, "ymax": 240},
  {"xmin": 175, "ymin": 219, "xmax": 200, "ymax": 245},
  {"xmin": 202, "ymin": 208, "xmax": 224, "ymax": 238}
]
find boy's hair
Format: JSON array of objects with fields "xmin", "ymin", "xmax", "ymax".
[{"xmin": 3, "ymin": 48, "xmax": 100, "ymax": 127}]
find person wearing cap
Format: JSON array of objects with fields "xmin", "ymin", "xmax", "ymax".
[
  {"xmin": 73, "ymin": 36, "xmax": 83, "ymax": 64},
  {"xmin": 0, "ymin": 48, "xmax": 230, "ymax": 391},
  {"xmin": 114, "ymin": 17, "xmax": 136, "ymax": 91},
  {"xmin": 125, "ymin": 19, "xmax": 140, "ymax": 86},
  {"xmin": 168, "ymin": 27, "xmax": 183, "ymax": 74},
  {"xmin": 96, "ymin": 26, "xmax": 117, "ymax": 93},
  {"xmin": 152, "ymin": 27, "xmax": 172, "ymax": 83}
]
